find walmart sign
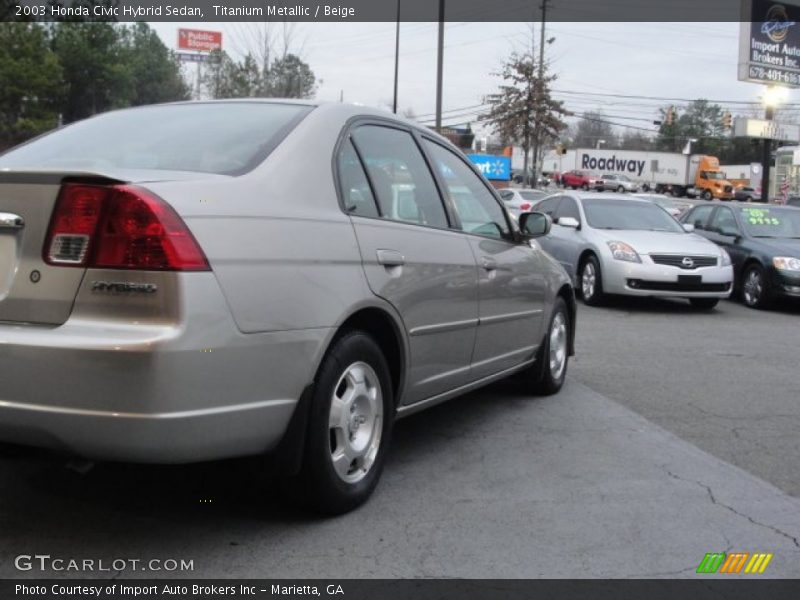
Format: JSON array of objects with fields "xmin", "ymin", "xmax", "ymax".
[{"xmin": 467, "ymin": 154, "xmax": 511, "ymax": 181}]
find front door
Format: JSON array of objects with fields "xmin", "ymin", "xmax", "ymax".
[{"xmin": 421, "ymin": 138, "xmax": 546, "ymax": 380}]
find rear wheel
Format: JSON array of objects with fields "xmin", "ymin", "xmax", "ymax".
[
  {"xmin": 702, "ymin": 190, "xmax": 713, "ymax": 201},
  {"xmin": 742, "ymin": 264, "xmax": 770, "ymax": 309},
  {"xmin": 580, "ymin": 255, "xmax": 605, "ymax": 306},
  {"xmin": 617, "ymin": 185, "xmax": 625, "ymax": 193},
  {"xmin": 520, "ymin": 297, "xmax": 570, "ymax": 395},
  {"xmin": 689, "ymin": 298, "xmax": 719, "ymax": 310},
  {"xmin": 293, "ymin": 331, "xmax": 393, "ymax": 515}
]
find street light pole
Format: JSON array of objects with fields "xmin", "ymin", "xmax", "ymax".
[
  {"xmin": 761, "ymin": 104, "xmax": 774, "ymax": 202},
  {"xmin": 435, "ymin": 0, "xmax": 445, "ymax": 131},
  {"xmin": 392, "ymin": 0, "xmax": 400, "ymax": 114}
]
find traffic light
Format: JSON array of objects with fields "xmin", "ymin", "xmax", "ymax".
[
  {"xmin": 665, "ymin": 106, "xmax": 675, "ymax": 126},
  {"xmin": 722, "ymin": 112, "xmax": 732, "ymax": 129}
]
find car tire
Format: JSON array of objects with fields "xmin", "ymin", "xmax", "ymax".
[
  {"xmin": 519, "ymin": 297, "xmax": 570, "ymax": 396},
  {"xmin": 702, "ymin": 190, "xmax": 713, "ymax": 201},
  {"xmin": 689, "ymin": 298, "xmax": 719, "ymax": 310},
  {"xmin": 293, "ymin": 330, "xmax": 394, "ymax": 515},
  {"xmin": 617, "ymin": 186, "xmax": 625, "ymax": 193},
  {"xmin": 741, "ymin": 264, "xmax": 770, "ymax": 309},
  {"xmin": 579, "ymin": 255, "xmax": 605, "ymax": 306},
  {"xmin": 581, "ymin": 183, "xmax": 589, "ymax": 191}
]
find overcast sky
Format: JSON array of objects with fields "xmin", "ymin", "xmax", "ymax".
[{"xmin": 149, "ymin": 21, "xmax": 800, "ymax": 137}]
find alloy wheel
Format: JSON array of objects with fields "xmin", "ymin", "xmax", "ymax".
[
  {"xmin": 328, "ymin": 362, "xmax": 383, "ymax": 484},
  {"xmin": 743, "ymin": 269, "xmax": 763, "ymax": 307},
  {"xmin": 582, "ymin": 262, "xmax": 596, "ymax": 300},
  {"xmin": 549, "ymin": 312, "xmax": 568, "ymax": 380}
]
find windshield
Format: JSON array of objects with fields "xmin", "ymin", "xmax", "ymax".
[
  {"xmin": 582, "ymin": 198, "xmax": 684, "ymax": 232},
  {"xmin": 740, "ymin": 206, "xmax": 800, "ymax": 238},
  {"xmin": 704, "ymin": 171, "xmax": 725, "ymax": 180},
  {"xmin": 0, "ymin": 102, "xmax": 312, "ymax": 176}
]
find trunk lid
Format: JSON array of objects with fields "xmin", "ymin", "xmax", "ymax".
[{"xmin": 0, "ymin": 169, "xmax": 221, "ymax": 325}]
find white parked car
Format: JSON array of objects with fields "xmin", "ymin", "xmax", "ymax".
[{"xmin": 534, "ymin": 192, "xmax": 734, "ymax": 309}]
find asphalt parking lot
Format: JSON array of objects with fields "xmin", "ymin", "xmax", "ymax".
[{"xmin": 1, "ymin": 297, "xmax": 799, "ymax": 579}]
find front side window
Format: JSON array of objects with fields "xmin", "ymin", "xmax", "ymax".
[
  {"xmin": 554, "ymin": 197, "xmax": 581, "ymax": 223},
  {"xmin": 351, "ymin": 125, "xmax": 448, "ymax": 229},
  {"xmin": 422, "ymin": 139, "xmax": 510, "ymax": 239},
  {"xmin": 687, "ymin": 205, "xmax": 714, "ymax": 230},
  {"xmin": 709, "ymin": 207, "xmax": 739, "ymax": 236}
]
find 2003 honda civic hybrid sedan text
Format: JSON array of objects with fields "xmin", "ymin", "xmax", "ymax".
[{"xmin": 0, "ymin": 101, "xmax": 575, "ymax": 513}]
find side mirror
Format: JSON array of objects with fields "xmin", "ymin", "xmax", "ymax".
[
  {"xmin": 557, "ymin": 216, "xmax": 580, "ymax": 229},
  {"xmin": 519, "ymin": 211, "xmax": 552, "ymax": 238},
  {"xmin": 682, "ymin": 223, "xmax": 695, "ymax": 232}
]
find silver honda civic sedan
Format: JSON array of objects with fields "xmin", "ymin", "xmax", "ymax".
[
  {"xmin": 0, "ymin": 100, "xmax": 575, "ymax": 513},
  {"xmin": 532, "ymin": 192, "xmax": 733, "ymax": 309}
]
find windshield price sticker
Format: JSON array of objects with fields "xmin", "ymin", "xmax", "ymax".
[{"xmin": 743, "ymin": 208, "xmax": 781, "ymax": 225}]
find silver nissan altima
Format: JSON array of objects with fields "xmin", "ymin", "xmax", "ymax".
[
  {"xmin": 0, "ymin": 100, "xmax": 575, "ymax": 514},
  {"xmin": 533, "ymin": 192, "xmax": 733, "ymax": 309}
]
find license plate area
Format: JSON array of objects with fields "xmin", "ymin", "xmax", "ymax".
[{"xmin": 678, "ymin": 275, "xmax": 702, "ymax": 285}]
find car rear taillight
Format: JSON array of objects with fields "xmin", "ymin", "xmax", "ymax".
[
  {"xmin": 44, "ymin": 183, "xmax": 209, "ymax": 271},
  {"xmin": 520, "ymin": 202, "xmax": 532, "ymax": 211}
]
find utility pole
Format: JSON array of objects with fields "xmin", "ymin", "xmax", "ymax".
[
  {"xmin": 531, "ymin": 0, "xmax": 548, "ymax": 188},
  {"xmin": 393, "ymin": 0, "xmax": 400, "ymax": 114},
  {"xmin": 435, "ymin": 0, "xmax": 445, "ymax": 131},
  {"xmin": 761, "ymin": 104, "xmax": 774, "ymax": 202}
]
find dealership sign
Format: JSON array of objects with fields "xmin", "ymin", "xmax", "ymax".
[
  {"xmin": 739, "ymin": 0, "xmax": 800, "ymax": 86},
  {"xmin": 467, "ymin": 154, "xmax": 511, "ymax": 181},
  {"xmin": 178, "ymin": 29, "xmax": 222, "ymax": 53}
]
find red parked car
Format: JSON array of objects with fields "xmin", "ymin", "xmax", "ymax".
[{"xmin": 561, "ymin": 170, "xmax": 603, "ymax": 190}]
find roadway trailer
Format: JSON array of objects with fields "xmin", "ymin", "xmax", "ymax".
[{"xmin": 543, "ymin": 148, "xmax": 735, "ymax": 200}]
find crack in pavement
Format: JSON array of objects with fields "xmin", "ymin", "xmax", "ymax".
[{"xmin": 665, "ymin": 469, "xmax": 800, "ymax": 549}]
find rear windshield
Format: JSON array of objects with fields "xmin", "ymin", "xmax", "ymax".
[
  {"xmin": 0, "ymin": 102, "xmax": 312, "ymax": 176},
  {"xmin": 582, "ymin": 198, "xmax": 684, "ymax": 232}
]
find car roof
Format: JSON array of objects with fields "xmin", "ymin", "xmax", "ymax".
[{"xmin": 575, "ymin": 192, "xmax": 652, "ymax": 203}]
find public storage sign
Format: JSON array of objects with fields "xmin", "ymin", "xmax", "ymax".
[
  {"xmin": 178, "ymin": 29, "xmax": 223, "ymax": 52},
  {"xmin": 467, "ymin": 154, "xmax": 511, "ymax": 181},
  {"xmin": 738, "ymin": 0, "xmax": 800, "ymax": 87}
]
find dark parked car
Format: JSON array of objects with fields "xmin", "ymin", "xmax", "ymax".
[
  {"xmin": 681, "ymin": 203, "xmax": 800, "ymax": 308},
  {"xmin": 734, "ymin": 186, "xmax": 761, "ymax": 202}
]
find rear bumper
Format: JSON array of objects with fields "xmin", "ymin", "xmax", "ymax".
[
  {"xmin": 601, "ymin": 257, "xmax": 733, "ymax": 298},
  {"xmin": 0, "ymin": 272, "xmax": 331, "ymax": 463}
]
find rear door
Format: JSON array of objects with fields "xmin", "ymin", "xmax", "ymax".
[
  {"xmin": 0, "ymin": 175, "xmax": 87, "ymax": 324},
  {"xmin": 342, "ymin": 124, "xmax": 479, "ymax": 405},
  {"xmin": 421, "ymin": 138, "xmax": 546, "ymax": 380}
]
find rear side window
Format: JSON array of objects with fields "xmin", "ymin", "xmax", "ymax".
[
  {"xmin": 338, "ymin": 139, "xmax": 379, "ymax": 218},
  {"xmin": 422, "ymin": 139, "xmax": 510, "ymax": 239},
  {"xmin": 0, "ymin": 103, "xmax": 313, "ymax": 176},
  {"xmin": 351, "ymin": 125, "xmax": 448, "ymax": 229}
]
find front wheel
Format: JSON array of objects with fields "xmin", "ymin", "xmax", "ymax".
[
  {"xmin": 689, "ymin": 298, "xmax": 719, "ymax": 310},
  {"xmin": 702, "ymin": 190, "xmax": 713, "ymax": 201},
  {"xmin": 520, "ymin": 297, "xmax": 570, "ymax": 395},
  {"xmin": 742, "ymin": 264, "xmax": 770, "ymax": 309},
  {"xmin": 617, "ymin": 186, "xmax": 625, "ymax": 193},
  {"xmin": 293, "ymin": 331, "xmax": 394, "ymax": 515},
  {"xmin": 580, "ymin": 255, "xmax": 605, "ymax": 306},
  {"xmin": 581, "ymin": 183, "xmax": 589, "ymax": 191}
]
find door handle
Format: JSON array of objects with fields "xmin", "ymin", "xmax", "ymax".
[
  {"xmin": 0, "ymin": 213, "xmax": 24, "ymax": 231},
  {"xmin": 376, "ymin": 249, "xmax": 405, "ymax": 267},
  {"xmin": 481, "ymin": 257, "xmax": 498, "ymax": 271}
]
